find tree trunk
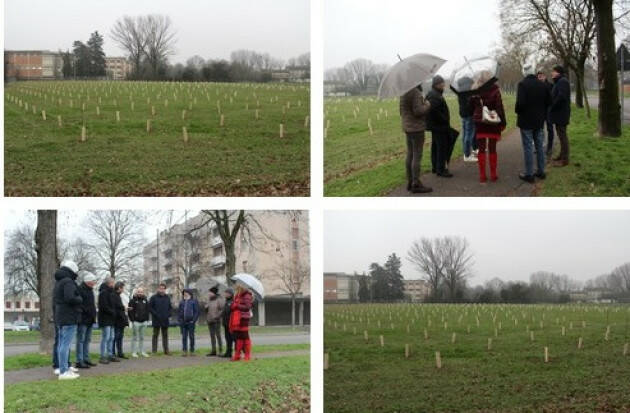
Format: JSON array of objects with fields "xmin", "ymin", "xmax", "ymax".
[
  {"xmin": 594, "ymin": 0, "xmax": 622, "ymax": 137},
  {"xmin": 225, "ymin": 239, "xmax": 236, "ymax": 284},
  {"xmin": 575, "ymin": 64, "xmax": 585, "ymax": 108},
  {"xmin": 36, "ymin": 210, "xmax": 58, "ymax": 354},
  {"xmin": 291, "ymin": 296, "xmax": 296, "ymax": 328}
]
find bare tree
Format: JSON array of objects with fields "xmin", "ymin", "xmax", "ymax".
[
  {"xmin": 4, "ymin": 224, "xmax": 38, "ymax": 297},
  {"xmin": 407, "ymin": 238, "xmax": 446, "ymax": 301},
  {"xmin": 344, "ymin": 59, "xmax": 376, "ymax": 93},
  {"xmin": 610, "ymin": 262, "xmax": 630, "ymax": 291},
  {"xmin": 65, "ymin": 238, "xmax": 97, "ymax": 277},
  {"xmin": 35, "ymin": 210, "xmax": 58, "ymax": 353},
  {"xmin": 110, "ymin": 16, "xmax": 149, "ymax": 79},
  {"xmin": 87, "ymin": 211, "xmax": 145, "ymax": 286},
  {"xmin": 441, "ymin": 237, "xmax": 474, "ymax": 301},
  {"xmin": 593, "ymin": 0, "xmax": 622, "ymax": 136},
  {"xmin": 274, "ymin": 260, "xmax": 310, "ymax": 327},
  {"xmin": 144, "ymin": 14, "xmax": 177, "ymax": 78}
]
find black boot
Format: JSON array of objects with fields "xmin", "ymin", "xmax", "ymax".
[{"xmin": 411, "ymin": 182, "xmax": 433, "ymax": 194}]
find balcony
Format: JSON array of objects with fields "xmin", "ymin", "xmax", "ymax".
[
  {"xmin": 210, "ymin": 255, "xmax": 226, "ymax": 267},
  {"xmin": 210, "ymin": 236, "xmax": 223, "ymax": 247}
]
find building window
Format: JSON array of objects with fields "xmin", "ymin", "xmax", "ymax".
[
  {"xmin": 25, "ymin": 301, "xmax": 31, "ymax": 309},
  {"xmin": 242, "ymin": 260, "xmax": 248, "ymax": 272},
  {"xmin": 293, "ymin": 240, "xmax": 299, "ymax": 250},
  {"xmin": 35, "ymin": 302, "xmax": 40, "ymax": 309},
  {"xmin": 212, "ymin": 228, "xmax": 219, "ymax": 238},
  {"xmin": 15, "ymin": 301, "xmax": 21, "ymax": 309},
  {"xmin": 164, "ymin": 263, "xmax": 173, "ymax": 272},
  {"xmin": 213, "ymin": 246, "xmax": 222, "ymax": 257},
  {"xmin": 5, "ymin": 301, "xmax": 11, "ymax": 309},
  {"xmin": 191, "ymin": 253, "xmax": 200, "ymax": 264},
  {"xmin": 292, "ymin": 227, "xmax": 299, "ymax": 238},
  {"xmin": 213, "ymin": 267, "xmax": 224, "ymax": 277}
]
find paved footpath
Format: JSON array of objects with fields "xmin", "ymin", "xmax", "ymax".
[
  {"xmin": 4, "ymin": 349, "xmax": 309, "ymax": 385},
  {"xmin": 388, "ymin": 128, "xmax": 541, "ymax": 197}
]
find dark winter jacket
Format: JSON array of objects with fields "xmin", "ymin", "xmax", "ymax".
[
  {"xmin": 53, "ymin": 266, "xmax": 83, "ymax": 326},
  {"xmin": 456, "ymin": 92, "xmax": 474, "ymax": 118},
  {"xmin": 426, "ymin": 87, "xmax": 451, "ymax": 132},
  {"xmin": 114, "ymin": 291, "xmax": 129, "ymax": 328},
  {"xmin": 128, "ymin": 295, "xmax": 150, "ymax": 323},
  {"xmin": 77, "ymin": 282, "xmax": 96, "ymax": 326},
  {"xmin": 399, "ymin": 87, "xmax": 431, "ymax": 133},
  {"xmin": 98, "ymin": 283, "xmax": 117, "ymax": 327},
  {"xmin": 549, "ymin": 75, "xmax": 571, "ymax": 126},
  {"xmin": 229, "ymin": 290, "xmax": 254, "ymax": 333},
  {"xmin": 222, "ymin": 296, "xmax": 233, "ymax": 327},
  {"xmin": 472, "ymin": 83, "xmax": 507, "ymax": 138},
  {"xmin": 149, "ymin": 292, "xmax": 173, "ymax": 328},
  {"xmin": 178, "ymin": 289, "xmax": 200, "ymax": 325},
  {"xmin": 515, "ymin": 74, "xmax": 552, "ymax": 130}
]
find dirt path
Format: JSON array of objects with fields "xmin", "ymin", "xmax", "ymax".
[
  {"xmin": 4, "ymin": 349, "xmax": 309, "ymax": 385},
  {"xmin": 388, "ymin": 128, "xmax": 539, "ymax": 197}
]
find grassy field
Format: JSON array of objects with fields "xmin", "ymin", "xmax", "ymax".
[
  {"xmin": 4, "ymin": 354, "xmax": 309, "ymax": 412},
  {"xmin": 4, "ymin": 343, "xmax": 309, "ymax": 371},
  {"xmin": 323, "ymin": 94, "xmax": 516, "ymax": 196},
  {"xmin": 4, "ymin": 80, "xmax": 310, "ymax": 196},
  {"xmin": 539, "ymin": 107, "xmax": 630, "ymax": 196},
  {"xmin": 4, "ymin": 325, "xmax": 309, "ymax": 344},
  {"xmin": 324, "ymin": 303, "xmax": 630, "ymax": 412}
]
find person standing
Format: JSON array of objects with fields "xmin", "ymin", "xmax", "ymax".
[
  {"xmin": 230, "ymin": 285, "xmax": 254, "ymax": 361},
  {"xmin": 53, "ymin": 260, "xmax": 83, "ymax": 380},
  {"xmin": 149, "ymin": 283, "xmax": 172, "ymax": 355},
  {"xmin": 98, "ymin": 277, "xmax": 118, "ymax": 364},
  {"xmin": 454, "ymin": 76, "xmax": 478, "ymax": 162},
  {"xmin": 128, "ymin": 287, "xmax": 150, "ymax": 358},
  {"xmin": 205, "ymin": 286, "xmax": 225, "ymax": 356},
  {"xmin": 113, "ymin": 282, "xmax": 129, "ymax": 359},
  {"xmin": 399, "ymin": 83, "xmax": 432, "ymax": 193},
  {"xmin": 537, "ymin": 71, "xmax": 555, "ymax": 157},
  {"xmin": 75, "ymin": 272, "xmax": 97, "ymax": 369},
  {"xmin": 549, "ymin": 65, "xmax": 571, "ymax": 167},
  {"xmin": 516, "ymin": 64, "xmax": 552, "ymax": 183},
  {"xmin": 221, "ymin": 288, "xmax": 235, "ymax": 358},
  {"xmin": 178, "ymin": 289, "xmax": 200, "ymax": 356},
  {"xmin": 426, "ymin": 75, "xmax": 454, "ymax": 178},
  {"xmin": 472, "ymin": 79, "xmax": 507, "ymax": 183}
]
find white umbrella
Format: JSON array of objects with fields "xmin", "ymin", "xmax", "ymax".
[
  {"xmin": 378, "ymin": 53, "xmax": 446, "ymax": 99},
  {"xmin": 450, "ymin": 55, "xmax": 499, "ymax": 94},
  {"xmin": 231, "ymin": 273, "xmax": 265, "ymax": 300}
]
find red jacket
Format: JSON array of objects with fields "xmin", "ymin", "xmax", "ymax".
[
  {"xmin": 472, "ymin": 84, "xmax": 506, "ymax": 139},
  {"xmin": 229, "ymin": 290, "xmax": 253, "ymax": 333}
]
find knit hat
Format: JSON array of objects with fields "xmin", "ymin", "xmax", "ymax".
[
  {"xmin": 83, "ymin": 272, "xmax": 97, "ymax": 283},
  {"xmin": 432, "ymin": 75, "xmax": 445, "ymax": 87},
  {"xmin": 61, "ymin": 260, "xmax": 78, "ymax": 275},
  {"xmin": 224, "ymin": 287, "xmax": 234, "ymax": 296}
]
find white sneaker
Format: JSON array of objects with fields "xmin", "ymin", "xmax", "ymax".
[
  {"xmin": 58, "ymin": 371, "xmax": 79, "ymax": 380},
  {"xmin": 141, "ymin": 352, "xmax": 150, "ymax": 358},
  {"xmin": 54, "ymin": 368, "xmax": 60, "ymax": 375},
  {"xmin": 132, "ymin": 353, "xmax": 139, "ymax": 358},
  {"xmin": 473, "ymin": 149, "xmax": 479, "ymax": 156},
  {"xmin": 70, "ymin": 366, "xmax": 79, "ymax": 373}
]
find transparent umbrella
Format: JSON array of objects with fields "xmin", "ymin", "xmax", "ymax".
[
  {"xmin": 449, "ymin": 55, "xmax": 499, "ymax": 94},
  {"xmin": 231, "ymin": 273, "xmax": 265, "ymax": 300},
  {"xmin": 378, "ymin": 53, "xmax": 446, "ymax": 99}
]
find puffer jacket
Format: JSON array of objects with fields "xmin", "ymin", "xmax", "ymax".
[
  {"xmin": 128, "ymin": 294, "xmax": 150, "ymax": 323},
  {"xmin": 399, "ymin": 87, "xmax": 431, "ymax": 133},
  {"xmin": 53, "ymin": 266, "xmax": 83, "ymax": 326},
  {"xmin": 98, "ymin": 283, "xmax": 116, "ymax": 327},
  {"xmin": 229, "ymin": 290, "xmax": 254, "ymax": 333},
  {"xmin": 205, "ymin": 295, "xmax": 225, "ymax": 323},
  {"xmin": 178, "ymin": 289, "xmax": 200, "ymax": 325},
  {"xmin": 472, "ymin": 83, "xmax": 507, "ymax": 139}
]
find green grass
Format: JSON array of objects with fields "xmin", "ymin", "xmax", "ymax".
[
  {"xmin": 324, "ymin": 94, "xmax": 516, "ymax": 196},
  {"xmin": 4, "ymin": 324, "xmax": 309, "ymax": 344},
  {"xmin": 4, "ymin": 80, "xmax": 310, "ymax": 196},
  {"xmin": 539, "ymin": 106, "xmax": 630, "ymax": 196},
  {"xmin": 5, "ymin": 355, "xmax": 309, "ymax": 412},
  {"xmin": 4, "ymin": 343, "xmax": 309, "ymax": 371},
  {"xmin": 324, "ymin": 303, "xmax": 630, "ymax": 412}
]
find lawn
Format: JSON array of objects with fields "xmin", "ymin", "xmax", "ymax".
[
  {"xmin": 4, "ymin": 325, "xmax": 309, "ymax": 345},
  {"xmin": 324, "ymin": 94, "xmax": 516, "ymax": 196},
  {"xmin": 324, "ymin": 303, "xmax": 630, "ymax": 412},
  {"xmin": 4, "ymin": 343, "xmax": 309, "ymax": 371},
  {"xmin": 5, "ymin": 354, "xmax": 309, "ymax": 412},
  {"xmin": 4, "ymin": 80, "xmax": 310, "ymax": 196}
]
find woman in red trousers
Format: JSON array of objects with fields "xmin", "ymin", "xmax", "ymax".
[
  {"xmin": 472, "ymin": 80, "xmax": 506, "ymax": 183},
  {"xmin": 229, "ymin": 285, "xmax": 254, "ymax": 361}
]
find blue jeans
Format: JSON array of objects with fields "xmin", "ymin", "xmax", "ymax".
[
  {"xmin": 58, "ymin": 324, "xmax": 77, "ymax": 374},
  {"xmin": 52, "ymin": 324, "xmax": 60, "ymax": 368},
  {"xmin": 114, "ymin": 326, "xmax": 125, "ymax": 356},
  {"xmin": 461, "ymin": 116, "xmax": 476, "ymax": 157},
  {"xmin": 76, "ymin": 324, "xmax": 93, "ymax": 364},
  {"xmin": 181, "ymin": 323, "xmax": 196, "ymax": 352},
  {"xmin": 521, "ymin": 128, "xmax": 545, "ymax": 176},
  {"xmin": 100, "ymin": 325, "xmax": 115, "ymax": 359}
]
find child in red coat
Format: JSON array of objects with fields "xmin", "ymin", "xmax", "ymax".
[{"xmin": 229, "ymin": 285, "xmax": 254, "ymax": 361}]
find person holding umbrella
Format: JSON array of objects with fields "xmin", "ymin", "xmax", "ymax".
[
  {"xmin": 471, "ymin": 72, "xmax": 507, "ymax": 183},
  {"xmin": 427, "ymin": 75, "xmax": 454, "ymax": 178},
  {"xmin": 399, "ymin": 83, "xmax": 432, "ymax": 193},
  {"xmin": 229, "ymin": 284, "xmax": 254, "ymax": 361},
  {"xmin": 452, "ymin": 76, "xmax": 478, "ymax": 163}
]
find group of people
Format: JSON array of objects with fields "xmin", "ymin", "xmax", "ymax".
[
  {"xmin": 52, "ymin": 260, "xmax": 255, "ymax": 380},
  {"xmin": 400, "ymin": 65, "xmax": 571, "ymax": 193}
]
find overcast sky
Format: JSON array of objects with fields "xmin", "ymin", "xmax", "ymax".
[
  {"xmin": 324, "ymin": 211, "xmax": 630, "ymax": 285},
  {"xmin": 4, "ymin": 0, "xmax": 309, "ymax": 64},
  {"xmin": 324, "ymin": 0, "xmax": 502, "ymax": 70}
]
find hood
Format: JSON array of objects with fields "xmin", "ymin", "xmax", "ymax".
[
  {"xmin": 55, "ymin": 266, "xmax": 77, "ymax": 281},
  {"xmin": 182, "ymin": 288, "xmax": 194, "ymax": 298}
]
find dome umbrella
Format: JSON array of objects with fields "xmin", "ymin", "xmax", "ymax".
[
  {"xmin": 449, "ymin": 55, "xmax": 500, "ymax": 95},
  {"xmin": 231, "ymin": 273, "xmax": 265, "ymax": 300},
  {"xmin": 378, "ymin": 53, "xmax": 446, "ymax": 99}
]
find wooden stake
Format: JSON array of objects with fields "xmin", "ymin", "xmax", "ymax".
[
  {"xmin": 182, "ymin": 110, "xmax": 186, "ymax": 120},
  {"xmin": 324, "ymin": 353, "xmax": 329, "ymax": 370},
  {"xmin": 577, "ymin": 337, "xmax": 583, "ymax": 349},
  {"xmin": 146, "ymin": 119, "xmax": 151, "ymax": 134},
  {"xmin": 41, "ymin": 110, "xmax": 46, "ymax": 121},
  {"xmin": 487, "ymin": 338, "xmax": 492, "ymax": 350},
  {"xmin": 530, "ymin": 331, "xmax": 535, "ymax": 341},
  {"xmin": 624, "ymin": 343, "xmax": 629, "ymax": 356},
  {"xmin": 424, "ymin": 328, "xmax": 428, "ymax": 340},
  {"xmin": 379, "ymin": 335, "xmax": 384, "ymax": 347},
  {"xmin": 435, "ymin": 351, "xmax": 442, "ymax": 369},
  {"xmin": 80, "ymin": 126, "xmax": 87, "ymax": 142},
  {"xmin": 304, "ymin": 115, "xmax": 309, "ymax": 128},
  {"xmin": 279, "ymin": 124, "xmax": 284, "ymax": 138},
  {"xmin": 220, "ymin": 114, "xmax": 225, "ymax": 126},
  {"xmin": 255, "ymin": 109, "xmax": 259, "ymax": 120},
  {"xmin": 405, "ymin": 344, "xmax": 410, "ymax": 359},
  {"xmin": 151, "ymin": 105, "xmax": 155, "ymax": 116},
  {"xmin": 451, "ymin": 332, "xmax": 456, "ymax": 343},
  {"xmin": 182, "ymin": 127, "xmax": 189, "ymax": 143},
  {"xmin": 544, "ymin": 346, "xmax": 549, "ymax": 363},
  {"xmin": 57, "ymin": 115, "xmax": 62, "ymax": 128},
  {"xmin": 364, "ymin": 330, "xmax": 368, "ymax": 343},
  {"xmin": 116, "ymin": 111, "xmax": 120, "ymax": 122}
]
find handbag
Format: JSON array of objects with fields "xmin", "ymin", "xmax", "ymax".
[{"xmin": 479, "ymin": 97, "xmax": 501, "ymax": 125}]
